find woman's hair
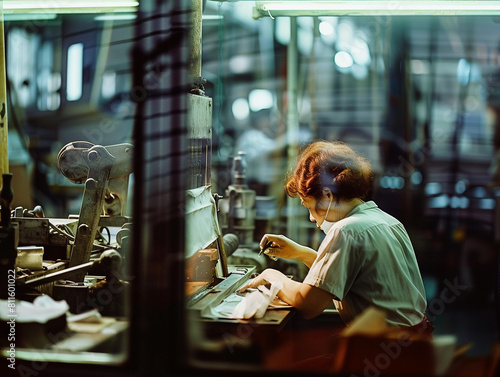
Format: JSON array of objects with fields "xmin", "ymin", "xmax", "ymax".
[{"xmin": 285, "ymin": 140, "xmax": 373, "ymax": 201}]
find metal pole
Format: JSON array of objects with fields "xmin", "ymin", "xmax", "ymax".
[
  {"xmin": 189, "ymin": 0, "xmax": 202, "ymax": 79},
  {"xmin": 286, "ymin": 17, "xmax": 299, "ymax": 240}
]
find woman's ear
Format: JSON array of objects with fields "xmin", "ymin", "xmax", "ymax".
[{"xmin": 322, "ymin": 187, "xmax": 332, "ymax": 199}]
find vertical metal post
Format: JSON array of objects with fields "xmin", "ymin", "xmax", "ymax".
[
  {"xmin": 189, "ymin": 0, "xmax": 202, "ymax": 79},
  {"xmin": 286, "ymin": 17, "xmax": 299, "ymax": 240}
]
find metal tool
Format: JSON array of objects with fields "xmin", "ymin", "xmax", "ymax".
[
  {"xmin": 57, "ymin": 142, "xmax": 133, "ymax": 270},
  {"xmin": 259, "ymin": 239, "xmax": 278, "ymax": 261},
  {"xmin": 258, "ymin": 239, "xmax": 272, "ymax": 256}
]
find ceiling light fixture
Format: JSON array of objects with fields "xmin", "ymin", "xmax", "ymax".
[
  {"xmin": 253, "ymin": 1, "xmax": 500, "ymax": 18},
  {"xmin": 2, "ymin": 0, "xmax": 139, "ymax": 14}
]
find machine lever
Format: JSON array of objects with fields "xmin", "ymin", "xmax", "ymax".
[
  {"xmin": 69, "ymin": 145, "xmax": 115, "ymax": 269},
  {"xmin": 57, "ymin": 141, "xmax": 134, "ymax": 272}
]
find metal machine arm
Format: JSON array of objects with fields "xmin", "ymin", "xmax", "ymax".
[{"xmin": 57, "ymin": 142, "xmax": 133, "ymax": 270}]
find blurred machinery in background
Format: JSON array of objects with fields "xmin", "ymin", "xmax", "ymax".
[
  {"xmin": 217, "ymin": 151, "xmax": 273, "ymax": 272},
  {"xmin": 220, "ymin": 151, "xmax": 257, "ymax": 247}
]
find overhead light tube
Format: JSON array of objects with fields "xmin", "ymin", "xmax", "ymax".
[
  {"xmin": 3, "ymin": 1, "xmax": 139, "ymax": 13},
  {"xmin": 253, "ymin": 1, "xmax": 500, "ymax": 18}
]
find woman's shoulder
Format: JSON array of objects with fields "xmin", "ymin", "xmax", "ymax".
[{"xmin": 336, "ymin": 201, "xmax": 402, "ymax": 234}]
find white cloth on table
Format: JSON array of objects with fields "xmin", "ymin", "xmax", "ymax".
[{"xmin": 201, "ymin": 281, "xmax": 287, "ymax": 320}]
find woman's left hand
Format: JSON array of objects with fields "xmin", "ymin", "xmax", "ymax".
[
  {"xmin": 238, "ymin": 269, "xmax": 283, "ymax": 293},
  {"xmin": 237, "ymin": 268, "xmax": 334, "ymax": 319}
]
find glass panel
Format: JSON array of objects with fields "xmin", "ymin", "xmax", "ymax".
[{"xmin": 185, "ymin": 3, "xmax": 499, "ymax": 375}]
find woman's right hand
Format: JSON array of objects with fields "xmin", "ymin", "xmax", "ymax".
[
  {"xmin": 259, "ymin": 234, "xmax": 318, "ymax": 267},
  {"xmin": 259, "ymin": 234, "xmax": 304, "ymax": 261}
]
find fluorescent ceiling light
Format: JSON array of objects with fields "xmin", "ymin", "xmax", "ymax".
[
  {"xmin": 94, "ymin": 14, "xmax": 137, "ymax": 21},
  {"xmin": 4, "ymin": 13, "xmax": 57, "ymax": 21},
  {"xmin": 253, "ymin": 1, "xmax": 500, "ymax": 18},
  {"xmin": 202, "ymin": 15, "xmax": 224, "ymax": 20},
  {"xmin": 2, "ymin": 1, "xmax": 139, "ymax": 13}
]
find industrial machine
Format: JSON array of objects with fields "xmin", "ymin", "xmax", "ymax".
[
  {"xmin": 221, "ymin": 151, "xmax": 257, "ymax": 247},
  {"xmin": 184, "ymin": 178, "xmax": 294, "ymax": 364},
  {"xmin": 184, "ymin": 92, "xmax": 294, "ymax": 364},
  {"xmin": 0, "ymin": 141, "xmax": 133, "ymax": 351}
]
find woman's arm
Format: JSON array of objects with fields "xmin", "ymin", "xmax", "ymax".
[
  {"xmin": 239, "ymin": 268, "xmax": 334, "ymax": 319},
  {"xmin": 294, "ymin": 245, "xmax": 318, "ymax": 268}
]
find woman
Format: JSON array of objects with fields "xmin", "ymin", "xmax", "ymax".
[{"xmin": 239, "ymin": 140, "xmax": 432, "ymax": 334}]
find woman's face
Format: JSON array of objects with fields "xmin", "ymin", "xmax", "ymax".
[{"xmin": 300, "ymin": 195, "xmax": 331, "ymax": 228}]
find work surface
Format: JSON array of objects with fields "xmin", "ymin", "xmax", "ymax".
[
  {"xmin": 1, "ymin": 315, "xmax": 128, "ymax": 365},
  {"xmin": 187, "ymin": 265, "xmax": 296, "ymax": 329}
]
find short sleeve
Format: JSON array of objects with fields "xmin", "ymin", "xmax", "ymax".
[{"xmin": 303, "ymin": 228, "xmax": 363, "ymax": 300}]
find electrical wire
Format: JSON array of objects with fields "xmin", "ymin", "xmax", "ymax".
[{"xmin": 48, "ymin": 221, "xmax": 118, "ymax": 251}]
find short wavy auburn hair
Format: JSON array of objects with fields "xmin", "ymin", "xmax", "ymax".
[{"xmin": 285, "ymin": 140, "xmax": 373, "ymax": 201}]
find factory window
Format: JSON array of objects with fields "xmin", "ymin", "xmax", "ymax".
[
  {"xmin": 6, "ymin": 28, "xmax": 40, "ymax": 109},
  {"xmin": 66, "ymin": 43, "xmax": 84, "ymax": 101},
  {"xmin": 101, "ymin": 71, "xmax": 116, "ymax": 99}
]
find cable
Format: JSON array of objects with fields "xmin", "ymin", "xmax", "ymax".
[
  {"xmin": 96, "ymin": 226, "xmax": 111, "ymax": 246},
  {"xmin": 48, "ymin": 220, "xmax": 118, "ymax": 251},
  {"xmin": 48, "ymin": 221, "xmax": 75, "ymax": 241}
]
